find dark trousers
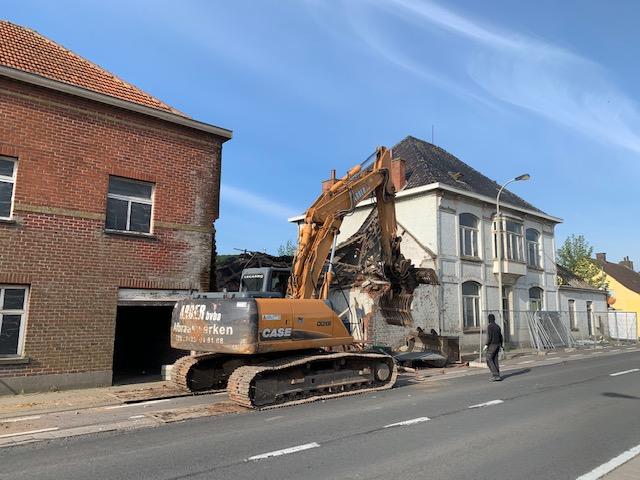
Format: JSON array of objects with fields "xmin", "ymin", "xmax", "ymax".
[{"xmin": 486, "ymin": 344, "xmax": 501, "ymax": 377}]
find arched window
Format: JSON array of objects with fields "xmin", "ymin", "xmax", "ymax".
[
  {"xmin": 459, "ymin": 213, "xmax": 479, "ymax": 258},
  {"xmin": 526, "ymin": 228, "xmax": 541, "ymax": 268},
  {"xmin": 462, "ymin": 281, "xmax": 481, "ymax": 328},
  {"xmin": 529, "ymin": 287, "xmax": 543, "ymax": 311}
]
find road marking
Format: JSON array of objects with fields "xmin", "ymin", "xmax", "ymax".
[
  {"xmin": 0, "ymin": 427, "xmax": 59, "ymax": 439},
  {"xmin": 0, "ymin": 415, "xmax": 42, "ymax": 423},
  {"xmin": 128, "ymin": 415, "xmax": 145, "ymax": 419},
  {"xmin": 248, "ymin": 442, "xmax": 320, "ymax": 461},
  {"xmin": 576, "ymin": 443, "xmax": 640, "ymax": 480},
  {"xmin": 518, "ymin": 360, "xmax": 535, "ymax": 364},
  {"xmin": 609, "ymin": 369, "xmax": 640, "ymax": 377},
  {"xmin": 265, "ymin": 415, "xmax": 284, "ymax": 422},
  {"xmin": 592, "ymin": 351, "xmax": 603, "ymax": 354},
  {"xmin": 383, "ymin": 417, "xmax": 431, "ymax": 428},
  {"xmin": 104, "ymin": 399, "xmax": 172, "ymax": 410},
  {"xmin": 610, "ymin": 349, "xmax": 620, "ymax": 352},
  {"xmin": 569, "ymin": 354, "xmax": 583, "ymax": 357},
  {"xmin": 468, "ymin": 399, "xmax": 504, "ymax": 409}
]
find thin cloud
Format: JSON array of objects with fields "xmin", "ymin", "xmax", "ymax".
[
  {"xmin": 348, "ymin": 0, "xmax": 640, "ymax": 155},
  {"xmin": 221, "ymin": 184, "xmax": 298, "ymax": 220}
]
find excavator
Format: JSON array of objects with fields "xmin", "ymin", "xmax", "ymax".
[{"xmin": 169, "ymin": 146, "xmax": 419, "ymax": 409}]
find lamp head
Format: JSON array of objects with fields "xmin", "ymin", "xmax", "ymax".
[{"xmin": 515, "ymin": 173, "xmax": 530, "ymax": 181}]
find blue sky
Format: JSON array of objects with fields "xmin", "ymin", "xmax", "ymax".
[{"xmin": 4, "ymin": 0, "xmax": 639, "ymax": 262}]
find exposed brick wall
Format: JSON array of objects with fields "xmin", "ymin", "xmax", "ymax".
[{"xmin": 0, "ymin": 76, "xmax": 225, "ymax": 381}]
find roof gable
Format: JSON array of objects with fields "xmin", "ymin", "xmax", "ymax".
[
  {"xmin": 596, "ymin": 259, "xmax": 640, "ymax": 294},
  {"xmin": 392, "ymin": 136, "xmax": 544, "ymax": 214},
  {"xmin": 0, "ymin": 21, "xmax": 183, "ymax": 115}
]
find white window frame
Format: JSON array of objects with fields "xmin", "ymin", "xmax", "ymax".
[
  {"xmin": 0, "ymin": 156, "xmax": 17, "ymax": 220},
  {"xmin": 526, "ymin": 228, "xmax": 541, "ymax": 268},
  {"xmin": 462, "ymin": 282, "xmax": 481, "ymax": 329},
  {"xmin": 529, "ymin": 287, "xmax": 544, "ymax": 311},
  {"xmin": 106, "ymin": 177, "xmax": 155, "ymax": 234},
  {"xmin": 493, "ymin": 218, "xmax": 525, "ymax": 262},
  {"xmin": 0, "ymin": 285, "xmax": 29, "ymax": 357},
  {"xmin": 459, "ymin": 213, "xmax": 480, "ymax": 258}
]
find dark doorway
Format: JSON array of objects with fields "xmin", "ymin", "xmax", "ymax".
[{"xmin": 112, "ymin": 305, "xmax": 183, "ymax": 384}]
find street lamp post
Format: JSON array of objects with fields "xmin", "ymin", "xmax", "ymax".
[{"xmin": 495, "ymin": 174, "xmax": 530, "ymax": 356}]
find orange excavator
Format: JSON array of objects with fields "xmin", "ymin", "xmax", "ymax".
[{"xmin": 170, "ymin": 146, "xmax": 419, "ymax": 408}]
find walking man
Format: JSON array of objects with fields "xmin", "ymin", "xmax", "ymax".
[{"xmin": 485, "ymin": 314, "xmax": 503, "ymax": 381}]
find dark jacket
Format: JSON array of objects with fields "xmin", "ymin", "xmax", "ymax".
[{"xmin": 486, "ymin": 322, "xmax": 503, "ymax": 347}]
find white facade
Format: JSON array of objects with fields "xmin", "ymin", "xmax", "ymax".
[
  {"xmin": 557, "ymin": 287, "xmax": 608, "ymax": 339},
  {"xmin": 316, "ymin": 182, "xmax": 563, "ymax": 350}
]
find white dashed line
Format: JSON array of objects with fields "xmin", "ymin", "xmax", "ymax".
[
  {"xmin": 248, "ymin": 442, "xmax": 320, "ymax": 461},
  {"xmin": 0, "ymin": 415, "xmax": 42, "ymax": 423},
  {"xmin": 610, "ymin": 349, "xmax": 620, "ymax": 352},
  {"xmin": 128, "ymin": 415, "xmax": 145, "ymax": 419},
  {"xmin": 576, "ymin": 443, "xmax": 640, "ymax": 480},
  {"xmin": 383, "ymin": 417, "xmax": 431, "ymax": 428},
  {"xmin": 609, "ymin": 369, "xmax": 640, "ymax": 377},
  {"xmin": 518, "ymin": 360, "xmax": 535, "ymax": 364},
  {"xmin": 468, "ymin": 399, "xmax": 504, "ymax": 409},
  {"xmin": 104, "ymin": 399, "xmax": 172, "ymax": 410},
  {"xmin": 0, "ymin": 427, "xmax": 59, "ymax": 439},
  {"xmin": 592, "ymin": 351, "xmax": 603, "ymax": 354}
]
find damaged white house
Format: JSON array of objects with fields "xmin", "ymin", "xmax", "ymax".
[{"xmin": 291, "ymin": 136, "xmax": 563, "ymax": 351}]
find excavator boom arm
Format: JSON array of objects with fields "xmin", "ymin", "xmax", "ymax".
[{"xmin": 289, "ymin": 147, "xmax": 398, "ymax": 300}]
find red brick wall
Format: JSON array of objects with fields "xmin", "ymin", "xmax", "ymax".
[{"xmin": 0, "ymin": 77, "xmax": 225, "ymax": 380}]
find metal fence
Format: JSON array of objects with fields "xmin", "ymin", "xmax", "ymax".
[{"xmin": 481, "ymin": 309, "xmax": 638, "ymax": 354}]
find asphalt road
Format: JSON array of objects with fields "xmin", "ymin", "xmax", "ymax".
[{"xmin": 1, "ymin": 351, "xmax": 639, "ymax": 480}]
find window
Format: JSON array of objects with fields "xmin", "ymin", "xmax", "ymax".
[
  {"xmin": 459, "ymin": 213, "xmax": 479, "ymax": 258},
  {"xmin": 0, "ymin": 286, "xmax": 28, "ymax": 356},
  {"xmin": 106, "ymin": 177, "xmax": 153, "ymax": 234},
  {"xmin": 494, "ymin": 218, "xmax": 525, "ymax": 262},
  {"xmin": 526, "ymin": 229, "xmax": 541, "ymax": 268},
  {"xmin": 568, "ymin": 299, "xmax": 577, "ymax": 330},
  {"xmin": 529, "ymin": 287, "xmax": 543, "ymax": 311},
  {"xmin": 0, "ymin": 156, "xmax": 17, "ymax": 219},
  {"xmin": 462, "ymin": 281, "xmax": 481, "ymax": 329}
]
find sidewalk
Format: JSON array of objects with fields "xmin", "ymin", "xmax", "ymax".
[
  {"xmin": 605, "ymin": 455, "xmax": 640, "ymax": 479},
  {"xmin": 0, "ymin": 380, "xmax": 187, "ymax": 418}
]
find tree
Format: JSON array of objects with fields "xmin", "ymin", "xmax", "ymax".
[
  {"xmin": 557, "ymin": 235, "xmax": 607, "ymax": 289},
  {"xmin": 277, "ymin": 240, "xmax": 297, "ymax": 257}
]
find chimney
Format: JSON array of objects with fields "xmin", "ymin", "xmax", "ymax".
[
  {"xmin": 322, "ymin": 169, "xmax": 337, "ymax": 193},
  {"xmin": 595, "ymin": 252, "xmax": 606, "ymax": 262},
  {"xmin": 619, "ymin": 256, "xmax": 634, "ymax": 271},
  {"xmin": 391, "ymin": 157, "xmax": 407, "ymax": 192}
]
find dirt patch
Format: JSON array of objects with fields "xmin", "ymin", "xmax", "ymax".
[{"xmin": 150, "ymin": 402, "xmax": 248, "ymax": 423}]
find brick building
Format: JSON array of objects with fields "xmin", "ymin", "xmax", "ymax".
[{"xmin": 0, "ymin": 22, "xmax": 232, "ymax": 393}]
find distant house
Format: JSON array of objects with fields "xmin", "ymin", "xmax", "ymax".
[
  {"xmin": 595, "ymin": 253, "xmax": 640, "ymax": 338},
  {"xmin": 556, "ymin": 265, "xmax": 608, "ymax": 338},
  {"xmin": 0, "ymin": 22, "xmax": 231, "ymax": 393},
  {"xmin": 292, "ymin": 136, "xmax": 563, "ymax": 350}
]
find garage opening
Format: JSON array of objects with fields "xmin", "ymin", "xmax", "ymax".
[{"xmin": 112, "ymin": 305, "xmax": 183, "ymax": 385}]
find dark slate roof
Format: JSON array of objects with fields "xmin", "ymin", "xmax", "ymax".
[
  {"xmin": 595, "ymin": 259, "xmax": 640, "ymax": 294},
  {"xmin": 392, "ymin": 136, "xmax": 545, "ymax": 215},
  {"xmin": 556, "ymin": 265, "xmax": 604, "ymax": 292}
]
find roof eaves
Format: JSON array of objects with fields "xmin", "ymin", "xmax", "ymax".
[
  {"xmin": 0, "ymin": 65, "xmax": 232, "ymax": 140},
  {"xmin": 287, "ymin": 181, "xmax": 562, "ymax": 224}
]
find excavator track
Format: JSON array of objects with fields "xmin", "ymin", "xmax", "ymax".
[
  {"xmin": 227, "ymin": 352, "xmax": 397, "ymax": 410},
  {"xmin": 171, "ymin": 353, "xmax": 229, "ymax": 392}
]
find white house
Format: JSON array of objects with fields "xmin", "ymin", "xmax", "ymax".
[{"xmin": 292, "ymin": 136, "xmax": 565, "ymax": 350}]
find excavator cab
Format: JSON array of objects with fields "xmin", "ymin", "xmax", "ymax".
[{"xmin": 240, "ymin": 267, "xmax": 290, "ymax": 297}]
